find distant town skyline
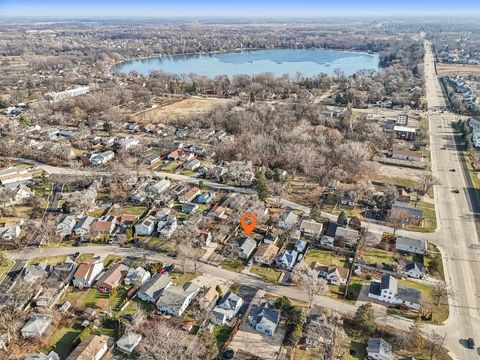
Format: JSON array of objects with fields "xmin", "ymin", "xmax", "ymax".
[{"xmin": 1, "ymin": 0, "xmax": 480, "ymax": 18}]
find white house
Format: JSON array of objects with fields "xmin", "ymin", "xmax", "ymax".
[
  {"xmin": 91, "ymin": 151, "xmax": 115, "ymax": 166},
  {"xmin": 404, "ymin": 261, "xmax": 426, "ymax": 279},
  {"xmin": 395, "ymin": 236, "xmax": 427, "ymax": 254},
  {"xmin": 119, "ymin": 138, "xmax": 140, "ymax": 150},
  {"xmin": 156, "ymin": 282, "xmax": 200, "ymax": 317},
  {"xmin": 248, "ymin": 301, "xmax": 281, "ymax": 336},
  {"xmin": 299, "ymin": 220, "xmax": 323, "ymax": 239},
  {"xmin": 311, "ymin": 262, "xmax": 349, "ymax": 285},
  {"xmin": 124, "ymin": 266, "xmax": 151, "ymax": 286},
  {"xmin": 157, "ymin": 215, "xmax": 177, "ymax": 238},
  {"xmin": 56, "ymin": 215, "xmax": 77, "ymax": 237},
  {"xmin": 211, "ymin": 292, "xmax": 244, "ymax": 325},
  {"xmin": 21, "ymin": 314, "xmax": 53, "ymax": 338},
  {"xmin": 72, "ymin": 258, "xmax": 104, "ymax": 288},
  {"xmin": 367, "ymin": 338, "xmax": 393, "ymax": 360},
  {"xmin": 368, "ymin": 275, "xmax": 421, "ymax": 310},
  {"xmin": 238, "ymin": 236, "xmax": 257, "ymax": 259},
  {"xmin": 73, "ymin": 216, "xmax": 96, "ymax": 236},
  {"xmin": 277, "ymin": 210, "xmax": 299, "ymax": 229},
  {"xmin": 134, "ymin": 215, "xmax": 156, "ymax": 236}
]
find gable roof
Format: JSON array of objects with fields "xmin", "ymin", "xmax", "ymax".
[
  {"xmin": 255, "ymin": 243, "xmax": 279, "ymax": 259},
  {"xmin": 138, "ymin": 273, "xmax": 172, "ymax": 300},
  {"xmin": 156, "ymin": 282, "xmax": 199, "ymax": 310},
  {"xmin": 396, "ymin": 236, "xmax": 427, "ymax": 250},
  {"xmin": 367, "ymin": 338, "xmax": 392, "ymax": 357},
  {"xmin": 66, "ymin": 335, "xmax": 110, "ymax": 360},
  {"xmin": 248, "ymin": 301, "xmax": 280, "ymax": 331},
  {"xmin": 97, "ymin": 263, "xmax": 128, "ymax": 288},
  {"xmin": 238, "ymin": 236, "xmax": 257, "ymax": 256},
  {"xmin": 74, "ymin": 259, "xmax": 103, "ymax": 281}
]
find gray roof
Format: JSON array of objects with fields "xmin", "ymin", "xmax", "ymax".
[
  {"xmin": 369, "ymin": 281, "xmax": 382, "ymax": 296},
  {"xmin": 397, "ymin": 287, "xmax": 422, "ymax": 305},
  {"xmin": 380, "ymin": 275, "xmax": 397, "ymax": 292},
  {"xmin": 73, "ymin": 216, "xmax": 96, "ymax": 232},
  {"xmin": 396, "ymin": 236, "xmax": 427, "ymax": 251},
  {"xmin": 238, "ymin": 236, "xmax": 257, "ymax": 257},
  {"xmin": 405, "ymin": 261, "xmax": 426, "ymax": 274},
  {"xmin": 392, "ymin": 203, "xmax": 423, "ymax": 218},
  {"xmin": 156, "ymin": 282, "xmax": 199, "ymax": 311},
  {"xmin": 367, "ymin": 338, "xmax": 392, "ymax": 358},
  {"xmin": 248, "ymin": 301, "xmax": 280, "ymax": 331},
  {"xmin": 25, "ymin": 351, "xmax": 60, "ymax": 360},
  {"xmin": 300, "ymin": 220, "xmax": 323, "ymax": 233},
  {"xmin": 217, "ymin": 292, "xmax": 243, "ymax": 311},
  {"xmin": 138, "ymin": 273, "xmax": 172, "ymax": 301},
  {"xmin": 280, "ymin": 210, "xmax": 299, "ymax": 225},
  {"xmin": 276, "ymin": 249, "xmax": 298, "ymax": 269},
  {"xmin": 116, "ymin": 332, "xmax": 142, "ymax": 350},
  {"xmin": 21, "ymin": 314, "xmax": 53, "ymax": 335}
]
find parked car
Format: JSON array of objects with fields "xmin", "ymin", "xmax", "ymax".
[
  {"xmin": 449, "ymin": 168, "xmax": 456, "ymax": 172},
  {"xmin": 452, "ymin": 188, "xmax": 460, "ymax": 194},
  {"xmin": 467, "ymin": 338, "xmax": 475, "ymax": 349},
  {"xmin": 71, "ymin": 252, "xmax": 80, "ymax": 261},
  {"xmin": 164, "ymin": 264, "xmax": 175, "ymax": 272},
  {"xmin": 222, "ymin": 348, "xmax": 235, "ymax": 360}
]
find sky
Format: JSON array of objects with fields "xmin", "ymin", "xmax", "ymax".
[{"xmin": 1, "ymin": 0, "xmax": 480, "ymax": 18}]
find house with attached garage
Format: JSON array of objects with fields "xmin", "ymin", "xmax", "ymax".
[
  {"xmin": 368, "ymin": 274, "xmax": 421, "ymax": 310},
  {"xmin": 96, "ymin": 263, "xmax": 129, "ymax": 293},
  {"xmin": 254, "ymin": 243, "xmax": 280, "ymax": 266},
  {"xmin": 395, "ymin": 236, "xmax": 427, "ymax": 254},
  {"xmin": 156, "ymin": 282, "xmax": 200, "ymax": 317},
  {"xmin": 248, "ymin": 300, "xmax": 281, "ymax": 336},
  {"xmin": 72, "ymin": 258, "xmax": 104, "ymax": 288},
  {"xmin": 21, "ymin": 314, "xmax": 53, "ymax": 338},
  {"xmin": 211, "ymin": 292, "xmax": 244, "ymax": 325},
  {"xmin": 334, "ymin": 226, "xmax": 359, "ymax": 247},
  {"xmin": 73, "ymin": 216, "xmax": 96, "ymax": 237},
  {"xmin": 136, "ymin": 273, "xmax": 172, "ymax": 303},
  {"xmin": 179, "ymin": 187, "xmax": 201, "ymax": 204}
]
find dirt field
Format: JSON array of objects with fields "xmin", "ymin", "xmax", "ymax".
[
  {"xmin": 437, "ymin": 63, "xmax": 480, "ymax": 76},
  {"xmin": 134, "ymin": 96, "xmax": 233, "ymax": 124},
  {"xmin": 375, "ymin": 164, "xmax": 424, "ymax": 189}
]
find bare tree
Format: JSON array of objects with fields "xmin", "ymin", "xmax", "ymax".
[
  {"xmin": 293, "ymin": 263, "xmax": 330, "ymax": 309},
  {"xmin": 387, "ymin": 209, "xmax": 413, "ymax": 235}
]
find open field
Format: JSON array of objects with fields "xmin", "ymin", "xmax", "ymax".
[
  {"xmin": 376, "ymin": 164, "xmax": 424, "ymax": 189},
  {"xmin": 134, "ymin": 96, "xmax": 233, "ymax": 124},
  {"xmin": 437, "ymin": 63, "xmax": 480, "ymax": 76}
]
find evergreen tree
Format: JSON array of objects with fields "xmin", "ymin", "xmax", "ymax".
[
  {"xmin": 253, "ymin": 172, "xmax": 269, "ymax": 201},
  {"xmin": 337, "ymin": 211, "xmax": 348, "ymax": 227},
  {"xmin": 353, "ymin": 303, "xmax": 376, "ymax": 335}
]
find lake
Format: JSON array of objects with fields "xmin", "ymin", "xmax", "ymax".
[{"xmin": 112, "ymin": 48, "xmax": 379, "ymax": 78}]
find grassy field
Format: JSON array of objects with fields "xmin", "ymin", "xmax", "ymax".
[
  {"xmin": 220, "ymin": 259, "xmax": 245, "ymax": 273},
  {"xmin": 360, "ymin": 247, "xmax": 396, "ymax": 269},
  {"xmin": 170, "ymin": 270, "xmax": 199, "ymax": 286},
  {"xmin": 109, "ymin": 206, "xmax": 147, "ymax": 216},
  {"xmin": 304, "ymin": 248, "xmax": 347, "ymax": 268},
  {"xmin": 345, "ymin": 276, "xmax": 369, "ymax": 302},
  {"xmin": 44, "ymin": 319, "xmax": 84, "ymax": 358},
  {"xmin": 250, "ymin": 265, "xmax": 281, "ymax": 283},
  {"xmin": 29, "ymin": 255, "xmax": 68, "ymax": 265},
  {"xmin": 135, "ymin": 97, "xmax": 233, "ymax": 124},
  {"xmin": 213, "ymin": 325, "xmax": 233, "ymax": 350},
  {"xmin": 437, "ymin": 63, "xmax": 480, "ymax": 76},
  {"xmin": 104, "ymin": 255, "xmax": 123, "ymax": 267}
]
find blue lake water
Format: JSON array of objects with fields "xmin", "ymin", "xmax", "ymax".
[{"xmin": 112, "ymin": 48, "xmax": 379, "ymax": 78}]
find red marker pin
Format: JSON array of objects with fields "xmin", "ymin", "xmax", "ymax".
[{"xmin": 240, "ymin": 213, "xmax": 257, "ymax": 236}]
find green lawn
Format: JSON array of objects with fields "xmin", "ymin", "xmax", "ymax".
[
  {"xmin": 220, "ymin": 259, "xmax": 245, "ymax": 273},
  {"xmin": 77, "ymin": 253, "xmax": 94, "ymax": 262},
  {"xmin": 404, "ymin": 201, "xmax": 437, "ymax": 233},
  {"xmin": 304, "ymin": 248, "xmax": 347, "ymax": 267},
  {"xmin": 104, "ymin": 255, "xmax": 123, "ymax": 267},
  {"xmin": 424, "ymin": 243, "xmax": 445, "ymax": 280},
  {"xmin": 29, "ymin": 255, "xmax": 68, "ymax": 266},
  {"xmin": 163, "ymin": 161, "xmax": 182, "ymax": 172},
  {"xmin": 44, "ymin": 320, "xmax": 84, "ymax": 358},
  {"xmin": 109, "ymin": 206, "xmax": 147, "ymax": 216},
  {"xmin": 250, "ymin": 265, "xmax": 281, "ymax": 283},
  {"xmin": 360, "ymin": 247, "xmax": 396, "ymax": 270},
  {"xmin": 170, "ymin": 270, "xmax": 199, "ymax": 286},
  {"xmin": 345, "ymin": 276, "xmax": 369, "ymax": 302},
  {"xmin": 87, "ymin": 208, "xmax": 107, "ymax": 218},
  {"xmin": 213, "ymin": 325, "xmax": 233, "ymax": 350}
]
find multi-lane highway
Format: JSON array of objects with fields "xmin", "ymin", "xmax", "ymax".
[{"xmin": 423, "ymin": 40, "xmax": 480, "ymax": 359}]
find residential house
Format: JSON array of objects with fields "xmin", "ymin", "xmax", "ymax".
[
  {"xmin": 263, "ymin": 231, "xmax": 278, "ymax": 244},
  {"xmin": 124, "ymin": 266, "xmax": 151, "ymax": 286},
  {"xmin": 73, "ymin": 216, "xmax": 96, "ymax": 237},
  {"xmin": 320, "ymin": 235, "xmax": 335, "ymax": 249},
  {"xmin": 277, "ymin": 210, "xmax": 299, "ymax": 229},
  {"xmin": 0, "ymin": 166, "xmax": 32, "ymax": 186},
  {"xmin": 238, "ymin": 236, "xmax": 257, "ymax": 259},
  {"xmin": 179, "ymin": 187, "xmax": 201, "ymax": 204},
  {"xmin": 36, "ymin": 262, "xmax": 77, "ymax": 308},
  {"xmin": 254, "ymin": 243, "xmax": 280, "ymax": 265},
  {"xmin": 96, "ymin": 263, "xmax": 129, "ymax": 293},
  {"xmin": 276, "ymin": 250, "xmax": 298, "ymax": 271},
  {"xmin": 368, "ymin": 275, "xmax": 422, "ymax": 310},
  {"xmin": 136, "ymin": 273, "xmax": 172, "ymax": 303},
  {"xmin": 91, "ymin": 215, "xmax": 117, "ymax": 235},
  {"xmin": 396, "ymin": 236, "xmax": 427, "ymax": 254},
  {"xmin": 56, "ymin": 215, "xmax": 77, "ymax": 237},
  {"xmin": 90, "ymin": 150, "xmax": 115, "ymax": 166},
  {"xmin": 119, "ymin": 138, "xmax": 139, "ymax": 150},
  {"xmin": 196, "ymin": 191, "xmax": 215, "ymax": 204},
  {"xmin": 66, "ymin": 335, "xmax": 111, "ymax": 360},
  {"xmin": 367, "ymin": 338, "xmax": 393, "ymax": 360},
  {"xmin": 391, "ymin": 203, "xmax": 424, "ymax": 226},
  {"xmin": 156, "ymin": 282, "xmax": 200, "ymax": 316},
  {"xmin": 117, "ymin": 214, "xmax": 138, "ymax": 229},
  {"xmin": 211, "ymin": 292, "xmax": 244, "ymax": 325},
  {"xmin": 72, "ymin": 258, "xmax": 104, "ymax": 288},
  {"xmin": 295, "ymin": 239, "xmax": 307, "ymax": 254},
  {"xmin": 303, "ymin": 310, "xmax": 341, "ymax": 348},
  {"xmin": 0, "ymin": 223, "xmax": 22, "ymax": 241},
  {"xmin": 209, "ymin": 205, "xmax": 227, "ymax": 218},
  {"xmin": 390, "ymin": 149, "xmax": 423, "ymax": 162},
  {"xmin": 116, "ymin": 332, "xmax": 142, "ymax": 355},
  {"xmin": 157, "ymin": 215, "xmax": 177, "ymax": 238},
  {"xmin": 25, "ymin": 351, "xmax": 60, "ymax": 360},
  {"xmin": 10, "ymin": 184, "xmax": 34, "ymax": 204},
  {"xmin": 299, "ymin": 220, "xmax": 323, "ymax": 239},
  {"xmin": 21, "ymin": 314, "xmax": 53, "ymax": 338},
  {"xmin": 198, "ymin": 286, "xmax": 219, "ymax": 311},
  {"xmin": 334, "ymin": 226, "xmax": 359, "ymax": 247},
  {"xmin": 184, "ymin": 159, "xmax": 201, "ymax": 171},
  {"xmin": 23, "ymin": 262, "xmax": 52, "ymax": 283},
  {"xmin": 310, "ymin": 262, "xmax": 349, "ymax": 285},
  {"xmin": 404, "ymin": 261, "xmax": 427, "ymax": 279},
  {"xmin": 147, "ymin": 179, "xmax": 171, "ymax": 195},
  {"xmin": 248, "ymin": 300, "xmax": 281, "ymax": 336},
  {"xmin": 182, "ymin": 202, "xmax": 199, "ymax": 214},
  {"xmin": 134, "ymin": 215, "xmax": 156, "ymax": 236}
]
